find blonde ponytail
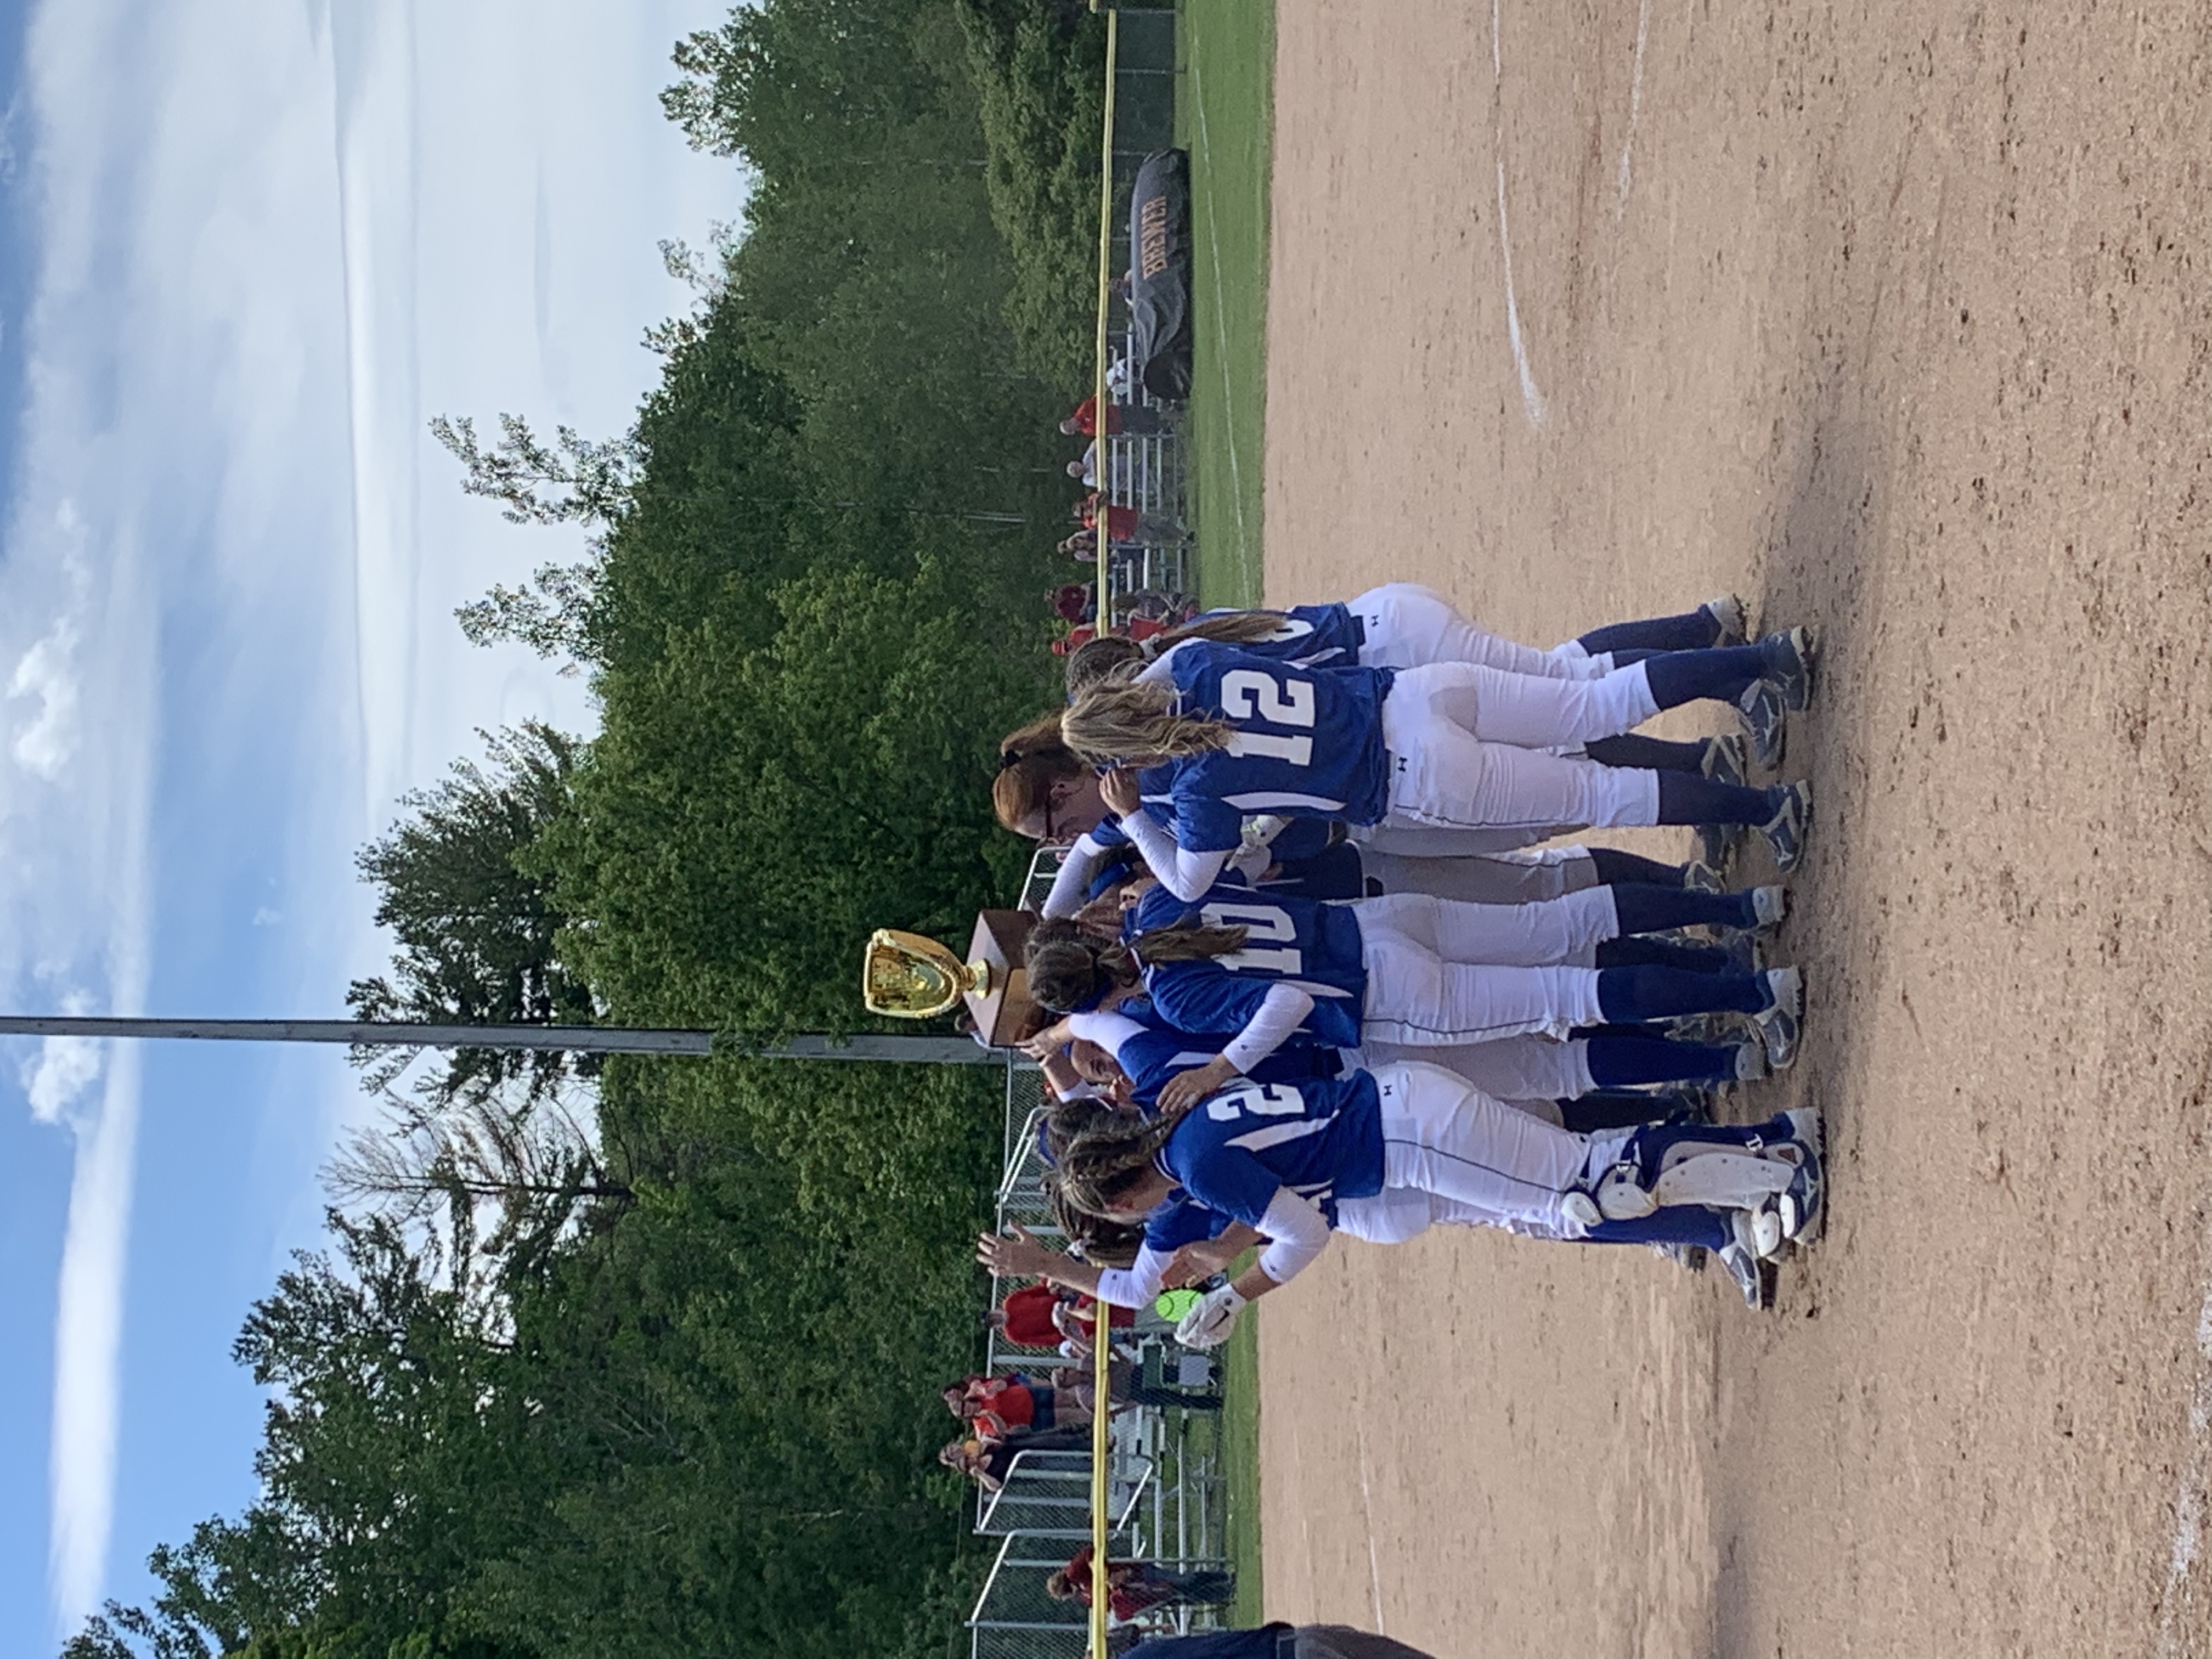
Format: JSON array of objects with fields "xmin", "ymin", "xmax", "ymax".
[{"xmin": 1061, "ymin": 673, "xmax": 1232, "ymax": 766}]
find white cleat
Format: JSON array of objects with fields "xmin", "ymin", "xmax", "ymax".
[{"xmin": 1702, "ymin": 594, "xmax": 1750, "ymax": 647}]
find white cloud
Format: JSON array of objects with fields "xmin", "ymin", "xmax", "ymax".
[
  {"xmin": 10, "ymin": 617, "xmax": 81, "ymax": 781},
  {"xmin": 21, "ymin": 1031, "xmax": 103, "ymax": 1127},
  {"xmin": 46, "ymin": 1044, "xmax": 139, "ymax": 1626}
]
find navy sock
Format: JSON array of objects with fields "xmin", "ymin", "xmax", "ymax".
[
  {"xmin": 1577, "ymin": 607, "xmax": 1720, "ymax": 656},
  {"xmin": 1584, "ymin": 733, "xmax": 1708, "ymax": 773},
  {"xmin": 1596, "ymin": 966, "xmax": 1769, "ymax": 1021},
  {"xmin": 1642, "ymin": 644, "xmax": 1770, "ymax": 710},
  {"xmin": 1595, "ymin": 936, "xmax": 1735, "ymax": 973},
  {"xmin": 1581, "ymin": 1206, "xmax": 1731, "ymax": 1251},
  {"xmin": 1609, "ymin": 881, "xmax": 1759, "ymax": 934},
  {"xmin": 1585, "ymin": 847, "xmax": 1688, "ymax": 887},
  {"xmin": 1619, "ymin": 1113, "xmax": 1795, "ymax": 1177},
  {"xmin": 1585, "ymin": 1033, "xmax": 1737, "ymax": 1086},
  {"xmin": 1656, "ymin": 771, "xmax": 1781, "ymax": 827},
  {"xmin": 1558, "ymin": 1090, "xmax": 1675, "ymax": 1133}
]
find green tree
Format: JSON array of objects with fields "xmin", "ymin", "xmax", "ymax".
[
  {"xmin": 347, "ymin": 722, "xmax": 595, "ymax": 1109},
  {"xmin": 546, "ymin": 556, "xmax": 1052, "ymax": 1037}
]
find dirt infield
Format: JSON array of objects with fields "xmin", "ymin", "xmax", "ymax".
[{"xmin": 1254, "ymin": 4, "xmax": 2212, "ymax": 1656}]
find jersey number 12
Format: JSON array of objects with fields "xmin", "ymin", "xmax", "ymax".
[{"xmin": 1220, "ymin": 669, "xmax": 1316, "ymax": 766}]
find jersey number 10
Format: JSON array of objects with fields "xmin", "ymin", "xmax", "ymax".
[
  {"xmin": 1220, "ymin": 669, "xmax": 1316, "ymax": 766},
  {"xmin": 1201, "ymin": 901, "xmax": 1303, "ymax": 975}
]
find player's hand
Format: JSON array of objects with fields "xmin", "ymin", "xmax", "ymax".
[
  {"xmin": 976, "ymin": 1224, "xmax": 1056, "ymax": 1280},
  {"xmin": 1099, "ymin": 769, "xmax": 1143, "ymax": 817},
  {"xmin": 1155, "ymin": 1056, "xmax": 1240, "ymax": 1116},
  {"xmin": 1159, "ymin": 1245, "xmax": 1209, "ymax": 1289},
  {"xmin": 1176, "ymin": 1284, "xmax": 1246, "ymax": 1349}
]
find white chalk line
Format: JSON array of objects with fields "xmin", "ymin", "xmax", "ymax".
[
  {"xmin": 1190, "ymin": 52, "xmax": 1259, "ymax": 606},
  {"xmin": 1616, "ymin": 0, "xmax": 1653, "ymax": 210},
  {"xmin": 1352, "ymin": 1409, "xmax": 1387, "ymax": 1632},
  {"xmin": 2156, "ymin": 1265, "xmax": 2212, "ymax": 1656},
  {"xmin": 1491, "ymin": 0, "xmax": 1548, "ymax": 430}
]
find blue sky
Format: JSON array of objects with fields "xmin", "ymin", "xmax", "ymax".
[{"xmin": 0, "ymin": 1, "xmax": 751, "ymax": 1650}]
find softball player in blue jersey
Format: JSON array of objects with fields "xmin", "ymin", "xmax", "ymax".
[
  {"xmin": 977, "ymin": 1064, "xmax": 1822, "ymax": 1340},
  {"xmin": 1021, "ymin": 879, "xmax": 1803, "ymax": 1105},
  {"xmin": 1061, "ymin": 588, "xmax": 1750, "ymax": 685},
  {"xmin": 1057, "ymin": 635, "xmax": 1814, "ymax": 905},
  {"xmin": 1028, "ymin": 992, "xmax": 1764, "ymax": 1114},
  {"xmin": 1035, "ymin": 799, "xmax": 1734, "ymax": 921}
]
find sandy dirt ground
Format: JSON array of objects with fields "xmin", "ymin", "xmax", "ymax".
[{"xmin": 1254, "ymin": 5, "xmax": 2212, "ymax": 1657}]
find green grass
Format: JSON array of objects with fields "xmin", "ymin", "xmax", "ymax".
[
  {"xmin": 1177, "ymin": 0, "xmax": 1274, "ymax": 608},
  {"xmin": 1174, "ymin": 0, "xmax": 1276, "ymax": 1616},
  {"xmin": 1217, "ymin": 1307, "xmax": 1265, "ymax": 1624}
]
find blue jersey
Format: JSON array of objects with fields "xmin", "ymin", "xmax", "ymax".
[
  {"xmin": 1191, "ymin": 605, "xmax": 1365, "ymax": 668},
  {"xmin": 1127, "ymin": 880, "xmax": 1368, "ymax": 1048},
  {"xmin": 1147, "ymin": 643, "xmax": 1393, "ymax": 851},
  {"xmin": 1141, "ymin": 1189, "xmax": 1235, "ymax": 1254},
  {"xmin": 1260, "ymin": 817, "xmax": 1337, "ymax": 862},
  {"xmin": 1095, "ymin": 998, "xmax": 1343, "ymax": 1108},
  {"xmin": 1158, "ymin": 1071, "xmax": 1386, "ymax": 1228}
]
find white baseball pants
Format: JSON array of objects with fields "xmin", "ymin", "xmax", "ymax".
[
  {"xmin": 1357, "ymin": 1033, "xmax": 1595, "ymax": 1104},
  {"xmin": 1357, "ymin": 927, "xmax": 1605, "ymax": 1046},
  {"xmin": 1380, "ymin": 666, "xmax": 1664, "ymax": 834},
  {"xmin": 1350, "ymin": 821, "xmax": 1590, "ymax": 858},
  {"xmin": 1356, "ymin": 843, "xmax": 1600, "ymax": 904},
  {"xmin": 1352, "ymin": 888, "xmax": 1618, "ymax": 968},
  {"xmin": 1348, "ymin": 584, "xmax": 1612, "ymax": 680},
  {"xmin": 1369, "ymin": 1060, "xmax": 1617, "ymax": 1237},
  {"xmin": 1336, "ymin": 1183, "xmax": 1576, "ymax": 1243}
]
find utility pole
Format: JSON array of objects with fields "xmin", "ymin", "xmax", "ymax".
[{"xmin": 0, "ymin": 1015, "xmax": 1003, "ymax": 1065}]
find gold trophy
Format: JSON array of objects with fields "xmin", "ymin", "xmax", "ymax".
[
  {"xmin": 864, "ymin": 929, "xmax": 995, "ymax": 1018},
  {"xmin": 861, "ymin": 911, "xmax": 1039, "ymax": 1045}
]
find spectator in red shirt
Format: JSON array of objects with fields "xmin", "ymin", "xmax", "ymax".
[
  {"xmin": 1047, "ymin": 1549, "xmax": 1235, "ymax": 1622},
  {"xmin": 994, "ymin": 1284, "xmax": 1071, "ymax": 1348},
  {"xmin": 1062, "ymin": 395, "xmax": 1172, "ymax": 438},
  {"xmin": 1076, "ymin": 494, "xmax": 1184, "ymax": 548}
]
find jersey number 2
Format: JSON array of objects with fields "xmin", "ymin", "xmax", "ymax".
[{"xmin": 1206, "ymin": 1082, "xmax": 1307, "ymax": 1121}]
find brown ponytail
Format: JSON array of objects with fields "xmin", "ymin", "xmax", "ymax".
[
  {"xmin": 1053, "ymin": 1097, "xmax": 1202, "ymax": 1220},
  {"xmin": 1023, "ymin": 916, "xmax": 1250, "ymax": 1014}
]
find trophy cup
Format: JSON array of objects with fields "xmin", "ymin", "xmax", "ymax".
[
  {"xmin": 861, "ymin": 911, "xmax": 1038, "ymax": 1047},
  {"xmin": 864, "ymin": 930, "xmax": 994, "ymax": 1018}
]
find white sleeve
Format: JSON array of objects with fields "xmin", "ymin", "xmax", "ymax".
[
  {"xmin": 1219, "ymin": 984, "xmax": 1316, "ymax": 1074},
  {"xmin": 1134, "ymin": 642, "xmax": 1193, "ymax": 685},
  {"xmin": 1092, "ymin": 1246, "xmax": 1173, "ymax": 1308},
  {"xmin": 1067, "ymin": 1010, "xmax": 1148, "ymax": 1062},
  {"xmin": 1039, "ymin": 832, "xmax": 1112, "ymax": 920},
  {"xmin": 1119, "ymin": 810, "xmax": 1229, "ymax": 902},
  {"xmin": 1253, "ymin": 1188, "xmax": 1334, "ymax": 1286}
]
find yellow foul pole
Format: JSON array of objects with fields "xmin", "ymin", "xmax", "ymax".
[
  {"xmin": 1088, "ymin": 22, "xmax": 1120, "ymax": 1659},
  {"xmin": 1091, "ymin": 7, "xmax": 1119, "ymax": 636}
]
